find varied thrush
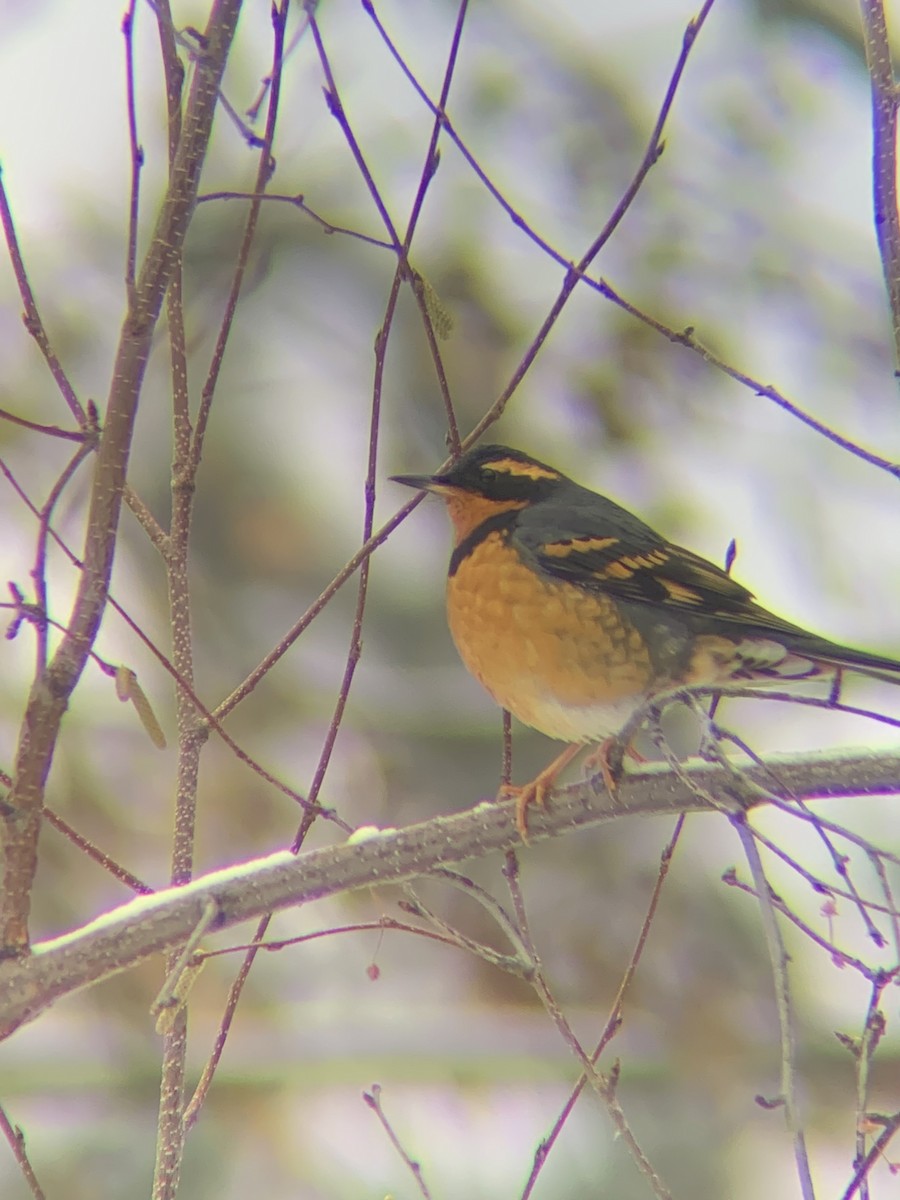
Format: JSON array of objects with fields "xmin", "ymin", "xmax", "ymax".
[{"xmin": 392, "ymin": 444, "xmax": 900, "ymax": 838}]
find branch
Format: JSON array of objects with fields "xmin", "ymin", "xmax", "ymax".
[
  {"xmin": 731, "ymin": 815, "xmax": 815, "ymax": 1198},
  {"xmin": 859, "ymin": 0, "xmax": 900, "ymax": 364},
  {"xmin": 0, "ymin": 748, "xmax": 897, "ymax": 1041},
  {"xmin": 1, "ymin": 0, "xmax": 244, "ymax": 956}
]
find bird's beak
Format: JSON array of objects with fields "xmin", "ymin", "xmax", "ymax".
[{"xmin": 389, "ymin": 471, "xmax": 447, "ymax": 492}]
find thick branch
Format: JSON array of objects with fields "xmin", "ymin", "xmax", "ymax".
[
  {"xmin": 859, "ymin": 0, "xmax": 900, "ymax": 363},
  {"xmin": 1, "ymin": 0, "xmax": 243, "ymax": 956},
  {"xmin": 0, "ymin": 748, "xmax": 896, "ymax": 1041}
]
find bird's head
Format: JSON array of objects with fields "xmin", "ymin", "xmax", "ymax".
[{"xmin": 391, "ymin": 444, "xmax": 567, "ymax": 543}]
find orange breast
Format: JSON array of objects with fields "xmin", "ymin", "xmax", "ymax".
[{"xmin": 446, "ymin": 531, "xmax": 654, "ymax": 741}]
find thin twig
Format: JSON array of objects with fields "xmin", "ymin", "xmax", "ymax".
[
  {"xmin": 841, "ymin": 1108, "xmax": 900, "ymax": 1199},
  {"xmin": 180, "ymin": 1, "xmax": 291, "ymax": 1135},
  {"xmin": 124, "ymin": 483, "xmax": 169, "ymax": 553},
  {"xmin": 367, "ymin": 0, "xmax": 900, "ymax": 478},
  {"xmin": 701, "ymin": 720, "xmax": 886, "ymax": 946},
  {"xmin": 502, "ymin": 841, "xmax": 673, "ymax": 1199},
  {"xmin": 246, "ymin": 1, "xmax": 316, "ymax": 119},
  {"xmin": 0, "ymin": 408, "xmax": 84, "ymax": 441},
  {"xmin": 522, "ymin": 815, "xmax": 685, "ymax": 1199},
  {"xmin": 613, "ymin": 682, "xmax": 900, "ymax": 780},
  {"xmin": 0, "ymin": 433, "xmax": 348, "ymax": 833},
  {"xmin": 122, "ymin": 0, "xmax": 144, "ymax": 292},
  {"xmin": 210, "ymin": 0, "xmax": 720, "ymax": 723},
  {"xmin": 190, "ymin": 3, "xmax": 286, "ymax": 472},
  {"xmin": 852, "ymin": 976, "xmax": 891, "ymax": 1200},
  {"xmin": 200, "ymin": 916, "xmax": 465, "ymax": 959},
  {"xmin": 868, "ymin": 852, "xmax": 900, "ymax": 959},
  {"xmin": 182, "ymin": 914, "xmax": 271, "ymax": 1132},
  {"xmin": 502, "ymin": 709, "xmax": 513, "ymax": 787},
  {"xmin": 289, "ymin": 0, "xmax": 470, "ymax": 854},
  {"xmin": 529, "ymin": 963, "xmax": 674, "ymax": 1200},
  {"xmin": 365, "ymin": 0, "xmax": 711, "ymax": 280},
  {"xmin": 366, "ymin": 0, "xmax": 718, "ymax": 447},
  {"xmin": 211, "ymin": 496, "xmax": 417, "ymax": 719},
  {"xmin": 1, "ymin": 0, "xmax": 244, "ymax": 957},
  {"xmin": 387, "ymin": 0, "xmax": 470, "ymax": 451},
  {"xmin": 0, "ymin": 1102, "xmax": 45, "ymax": 1200},
  {"xmin": 595, "ymin": 282, "xmax": 900, "ymax": 480},
  {"xmin": 42, "ymin": 808, "xmax": 153, "ymax": 895},
  {"xmin": 750, "ymin": 824, "xmax": 897, "ymax": 924},
  {"xmin": 152, "ymin": 898, "xmax": 220, "ymax": 1016},
  {"xmin": 153, "ymin": 0, "xmax": 185, "ymax": 166},
  {"xmin": 31, "ymin": 442, "xmax": 95, "ymax": 672},
  {"xmin": 197, "ymin": 189, "xmax": 394, "ymax": 249},
  {"xmin": 309, "ymin": 11, "xmax": 402, "ymax": 248},
  {"xmin": 0, "ymin": 171, "xmax": 86, "ymax": 425},
  {"xmin": 730, "ymin": 815, "xmax": 816, "ymax": 1199},
  {"xmin": 363, "ymin": 1085, "xmax": 433, "ymax": 1200},
  {"xmin": 724, "ymin": 872, "xmax": 879, "ymax": 979},
  {"xmin": 407, "ymin": 865, "xmax": 533, "ymax": 965},
  {"xmin": 858, "ymin": 0, "xmax": 900, "ymax": 365}
]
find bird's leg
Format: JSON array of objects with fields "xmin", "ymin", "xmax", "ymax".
[
  {"xmin": 498, "ymin": 742, "xmax": 584, "ymax": 842},
  {"xmin": 582, "ymin": 735, "xmax": 645, "ymax": 794}
]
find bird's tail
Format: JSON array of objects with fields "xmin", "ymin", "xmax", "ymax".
[{"xmin": 780, "ymin": 633, "xmax": 900, "ymax": 686}]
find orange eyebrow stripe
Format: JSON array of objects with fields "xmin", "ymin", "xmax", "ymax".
[{"xmin": 487, "ymin": 458, "xmax": 561, "ymax": 481}]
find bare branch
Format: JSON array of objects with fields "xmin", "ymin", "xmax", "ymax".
[
  {"xmin": 122, "ymin": 0, "xmax": 144, "ymax": 292},
  {"xmin": 731, "ymin": 815, "xmax": 815, "ymax": 1199},
  {"xmin": 0, "ymin": 1102, "xmax": 45, "ymax": 1200},
  {"xmin": 859, "ymin": 0, "xmax": 900, "ymax": 364},
  {"xmin": 522, "ymin": 816, "xmax": 685, "ymax": 1198},
  {"xmin": 363, "ymin": 1085, "xmax": 433, "ymax": 1200},
  {"xmin": 1, "ymin": 748, "xmax": 898, "ymax": 1041},
  {"xmin": 0, "ymin": 173, "xmax": 85, "ymax": 425},
  {"xmin": 1, "ymin": 0, "xmax": 244, "ymax": 956}
]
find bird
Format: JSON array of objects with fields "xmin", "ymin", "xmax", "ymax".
[{"xmin": 391, "ymin": 443, "xmax": 900, "ymax": 839}]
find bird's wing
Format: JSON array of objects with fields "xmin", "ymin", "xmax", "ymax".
[
  {"xmin": 513, "ymin": 490, "xmax": 900, "ymax": 677},
  {"xmin": 513, "ymin": 491, "xmax": 777, "ymax": 623}
]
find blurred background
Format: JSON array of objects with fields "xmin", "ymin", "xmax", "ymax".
[{"xmin": 1, "ymin": 0, "xmax": 899, "ymax": 1196}]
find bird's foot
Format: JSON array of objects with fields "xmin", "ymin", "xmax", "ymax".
[
  {"xmin": 583, "ymin": 735, "xmax": 645, "ymax": 794},
  {"xmin": 497, "ymin": 778, "xmax": 551, "ymax": 845},
  {"xmin": 498, "ymin": 743, "xmax": 584, "ymax": 842}
]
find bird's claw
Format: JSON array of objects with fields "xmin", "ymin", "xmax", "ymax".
[
  {"xmin": 498, "ymin": 779, "xmax": 551, "ymax": 843},
  {"xmin": 583, "ymin": 735, "xmax": 622, "ymax": 795}
]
